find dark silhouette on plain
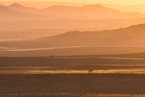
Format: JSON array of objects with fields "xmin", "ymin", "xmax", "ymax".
[{"xmin": 88, "ymin": 70, "xmax": 93, "ymax": 73}]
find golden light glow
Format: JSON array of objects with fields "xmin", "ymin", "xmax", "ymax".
[{"xmin": 2, "ymin": 0, "xmax": 145, "ymax": 5}]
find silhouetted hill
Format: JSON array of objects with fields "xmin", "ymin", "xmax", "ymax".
[
  {"xmin": 0, "ymin": 1, "xmax": 86, "ymax": 9},
  {"xmin": 42, "ymin": 4, "xmax": 121, "ymax": 18},
  {"xmin": 1, "ymin": 23, "xmax": 145, "ymax": 49},
  {"xmin": 0, "ymin": 4, "xmax": 59, "ymax": 21},
  {"xmin": 0, "ymin": 4, "xmax": 11, "ymax": 12},
  {"xmin": 8, "ymin": 3, "xmax": 39, "ymax": 14},
  {"xmin": 58, "ymin": 23, "xmax": 145, "ymax": 40},
  {"xmin": 9, "ymin": 3, "xmax": 26, "ymax": 8},
  {"xmin": 81, "ymin": 4, "xmax": 120, "ymax": 17}
]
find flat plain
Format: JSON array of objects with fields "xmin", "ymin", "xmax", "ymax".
[{"xmin": 1, "ymin": 53, "xmax": 145, "ymax": 97}]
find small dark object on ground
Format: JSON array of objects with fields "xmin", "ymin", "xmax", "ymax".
[{"xmin": 88, "ymin": 70, "xmax": 93, "ymax": 73}]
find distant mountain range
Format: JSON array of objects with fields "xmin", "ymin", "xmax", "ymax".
[
  {"xmin": 1, "ymin": 3, "xmax": 145, "ymax": 33},
  {"xmin": 1, "ymin": 2, "xmax": 145, "ymax": 56},
  {"xmin": 2, "ymin": 1, "xmax": 145, "ymax": 13},
  {"xmin": 0, "ymin": 1, "xmax": 86, "ymax": 9},
  {"xmin": 0, "ymin": 4, "xmax": 59, "ymax": 21},
  {"xmin": 8, "ymin": 3, "xmax": 39, "ymax": 14},
  {"xmin": 1, "ymin": 23, "xmax": 145, "ymax": 50},
  {"xmin": 0, "ymin": 3, "xmax": 144, "ymax": 20},
  {"xmin": 7, "ymin": 3, "xmax": 121, "ymax": 18}
]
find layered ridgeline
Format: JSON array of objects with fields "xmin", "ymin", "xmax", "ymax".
[
  {"xmin": 0, "ymin": 3, "xmax": 145, "ymax": 31},
  {"xmin": 1, "ymin": 23, "xmax": 145, "ymax": 57},
  {"xmin": 0, "ymin": 3, "xmax": 144, "ymax": 20},
  {"xmin": 7, "ymin": 3, "xmax": 120, "ymax": 18},
  {"xmin": 1, "ymin": 3, "xmax": 145, "ymax": 56},
  {"xmin": 1, "ymin": 23, "xmax": 145, "ymax": 50},
  {"xmin": 7, "ymin": 3, "xmax": 145, "ymax": 19},
  {"xmin": 0, "ymin": 4, "xmax": 58, "ymax": 21},
  {"xmin": 1, "ymin": 3, "xmax": 145, "ymax": 31}
]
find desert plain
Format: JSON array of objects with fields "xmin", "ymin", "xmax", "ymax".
[{"xmin": 1, "ymin": 53, "xmax": 145, "ymax": 97}]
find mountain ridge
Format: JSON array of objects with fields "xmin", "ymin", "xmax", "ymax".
[
  {"xmin": 6, "ymin": 3, "xmax": 145, "ymax": 19},
  {"xmin": 0, "ymin": 4, "xmax": 60, "ymax": 21},
  {"xmin": 1, "ymin": 23, "xmax": 145, "ymax": 49}
]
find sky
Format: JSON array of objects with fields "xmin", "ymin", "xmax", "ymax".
[{"xmin": 1, "ymin": 0, "xmax": 145, "ymax": 5}]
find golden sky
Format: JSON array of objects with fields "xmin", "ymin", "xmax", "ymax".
[{"xmin": 2, "ymin": 0, "xmax": 145, "ymax": 5}]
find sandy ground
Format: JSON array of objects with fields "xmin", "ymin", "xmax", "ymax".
[
  {"xmin": 1, "ymin": 54, "xmax": 145, "ymax": 97},
  {"xmin": 1, "ymin": 74, "xmax": 145, "ymax": 97},
  {"xmin": 1, "ymin": 93, "xmax": 145, "ymax": 97},
  {"xmin": 2, "ymin": 47, "xmax": 145, "ymax": 57}
]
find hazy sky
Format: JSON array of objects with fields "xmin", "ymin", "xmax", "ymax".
[{"xmin": 2, "ymin": 0, "xmax": 145, "ymax": 5}]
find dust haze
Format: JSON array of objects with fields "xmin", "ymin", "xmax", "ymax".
[{"xmin": 1, "ymin": 1, "xmax": 145, "ymax": 97}]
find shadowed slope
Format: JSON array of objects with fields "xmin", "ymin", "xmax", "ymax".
[{"xmin": 1, "ymin": 23, "xmax": 145, "ymax": 50}]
